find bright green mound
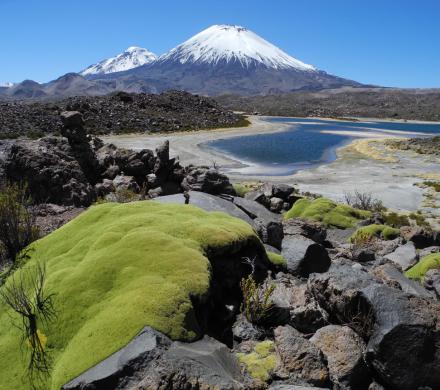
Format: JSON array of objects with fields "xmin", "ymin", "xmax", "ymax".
[
  {"xmin": 350, "ymin": 224, "xmax": 400, "ymax": 242},
  {"xmin": 267, "ymin": 252, "xmax": 286, "ymax": 267},
  {"xmin": 284, "ymin": 198, "xmax": 371, "ymax": 229},
  {"xmin": 405, "ymin": 253, "xmax": 440, "ymax": 281},
  {"xmin": 0, "ymin": 201, "xmax": 262, "ymax": 390}
]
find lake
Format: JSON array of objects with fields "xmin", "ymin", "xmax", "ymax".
[{"xmin": 203, "ymin": 117, "xmax": 440, "ymax": 175}]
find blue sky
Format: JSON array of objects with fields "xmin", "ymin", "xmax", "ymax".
[{"xmin": 1, "ymin": 0, "xmax": 439, "ymax": 88}]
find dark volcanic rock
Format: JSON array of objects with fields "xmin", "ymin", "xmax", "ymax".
[
  {"xmin": 155, "ymin": 191, "xmax": 253, "ymax": 225},
  {"xmin": 372, "ymin": 263, "xmax": 433, "ymax": 298},
  {"xmin": 232, "ymin": 313, "xmax": 266, "ymax": 342},
  {"xmin": 281, "ymin": 235, "xmax": 330, "ymax": 277},
  {"xmin": 400, "ymin": 226, "xmax": 440, "ymax": 249},
  {"xmin": 383, "ymin": 241, "xmax": 418, "ymax": 270},
  {"xmin": 63, "ymin": 327, "xmax": 171, "ymax": 390},
  {"xmin": 5, "ymin": 137, "xmax": 95, "ymax": 206},
  {"xmin": 271, "ymin": 273, "xmax": 329, "ymax": 333},
  {"xmin": 0, "ymin": 91, "xmax": 245, "ymax": 138},
  {"xmin": 182, "ymin": 166, "xmax": 236, "ymax": 195},
  {"xmin": 137, "ymin": 336, "xmax": 245, "ymax": 390},
  {"xmin": 310, "ymin": 325, "xmax": 370, "ymax": 390},
  {"xmin": 283, "ymin": 218, "xmax": 327, "ymax": 244},
  {"xmin": 362, "ymin": 284, "xmax": 440, "ymax": 390},
  {"xmin": 274, "ymin": 325, "xmax": 330, "ymax": 387},
  {"xmin": 60, "ymin": 111, "xmax": 100, "ymax": 184}
]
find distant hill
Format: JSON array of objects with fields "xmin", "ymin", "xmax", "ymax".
[{"xmin": 215, "ymin": 87, "xmax": 440, "ymax": 122}]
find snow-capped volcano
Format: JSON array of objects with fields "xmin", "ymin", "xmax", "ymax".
[
  {"xmin": 80, "ymin": 47, "xmax": 157, "ymax": 76},
  {"xmin": 159, "ymin": 24, "xmax": 316, "ymax": 71}
]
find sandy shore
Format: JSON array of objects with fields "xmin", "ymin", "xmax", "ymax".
[
  {"xmin": 102, "ymin": 116, "xmax": 290, "ymax": 168},
  {"xmin": 102, "ymin": 116, "xmax": 440, "ymax": 215}
]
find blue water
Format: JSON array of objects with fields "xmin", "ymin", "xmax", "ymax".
[{"xmin": 204, "ymin": 117, "xmax": 440, "ymax": 175}]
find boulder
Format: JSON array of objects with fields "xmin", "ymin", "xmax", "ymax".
[
  {"xmin": 244, "ymin": 190, "xmax": 269, "ymax": 207},
  {"xmin": 271, "ymin": 184, "xmax": 296, "ymax": 200},
  {"xmin": 60, "ymin": 110, "xmax": 84, "ymax": 129},
  {"xmin": 310, "ymin": 325, "xmax": 370, "ymax": 390},
  {"xmin": 94, "ymin": 179, "xmax": 115, "ymax": 197},
  {"xmin": 362, "ymin": 284, "xmax": 440, "ymax": 390},
  {"xmin": 63, "ymin": 327, "xmax": 171, "ymax": 390},
  {"xmin": 423, "ymin": 269, "xmax": 440, "ymax": 298},
  {"xmin": 4, "ymin": 137, "xmax": 95, "ymax": 206},
  {"xmin": 419, "ymin": 245, "xmax": 440, "ymax": 258},
  {"xmin": 113, "ymin": 175, "xmax": 140, "ymax": 193},
  {"xmin": 282, "ymin": 235, "xmax": 330, "ymax": 277},
  {"xmin": 271, "ymin": 274, "xmax": 329, "ymax": 333},
  {"xmin": 325, "ymin": 228, "xmax": 356, "ymax": 248},
  {"xmin": 308, "ymin": 263, "xmax": 378, "ymax": 338},
  {"xmin": 351, "ymin": 247, "xmax": 375, "ymax": 263},
  {"xmin": 274, "ymin": 325, "xmax": 329, "ymax": 387},
  {"xmin": 137, "ymin": 336, "xmax": 245, "ymax": 389},
  {"xmin": 310, "ymin": 262, "xmax": 440, "ymax": 388},
  {"xmin": 400, "ymin": 226, "xmax": 440, "ymax": 249},
  {"xmin": 253, "ymin": 218, "xmax": 284, "ymax": 250},
  {"xmin": 384, "ymin": 241, "xmax": 418, "ymax": 270},
  {"xmin": 233, "ymin": 196, "xmax": 281, "ymax": 222},
  {"xmin": 232, "ymin": 314, "xmax": 266, "ymax": 342},
  {"xmin": 153, "ymin": 140, "xmax": 171, "ymax": 180},
  {"xmin": 155, "ymin": 191, "xmax": 253, "ymax": 226},
  {"xmin": 182, "ymin": 166, "xmax": 236, "ymax": 195},
  {"xmin": 60, "ymin": 111, "xmax": 100, "ymax": 184},
  {"xmin": 283, "ymin": 218, "xmax": 327, "ymax": 244},
  {"xmin": 270, "ymin": 197, "xmax": 284, "ymax": 213},
  {"xmin": 372, "ymin": 263, "xmax": 433, "ymax": 298}
]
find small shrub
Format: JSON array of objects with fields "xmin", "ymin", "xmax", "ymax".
[
  {"xmin": 0, "ymin": 183, "xmax": 39, "ymax": 266},
  {"xmin": 383, "ymin": 212, "xmax": 410, "ymax": 228},
  {"xmin": 0, "ymin": 262, "xmax": 55, "ymax": 385},
  {"xmin": 344, "ymin": 190, "xmax": 385, "ymax": 212},
  {"xmin": 240, "ymin": 275, "xmax": 275, "ymax": 325},
  {"xmin": 409, "ymin": 212, "xmax": 430, "ymax": 228},
  {"xmin": 423, "ymin": 181, "xmax": 440, "ymax": 192}
]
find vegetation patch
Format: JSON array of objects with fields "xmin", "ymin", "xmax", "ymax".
[
  {"xmin": 405, "ymin": 253, "xmax": 440, "ymax": 281},
  {"xmin": 232, "ymin": 182, "xmax": 261, "ymax": 198},
  {"xmin": 237, "ymin": 340, "xmax": 277, "ymax": 382},
  {"xmin": 284, "ymin": 198, "xmax": 371, "ymax": 229},
  {"xmin": 350, "ymin": 224, "xmax": 400, "ymax": 242},
  {"xmin": 267, "ymin": 252, "xmax": 286, "ymax": 267},
  {"xmin": 422, "ymin": 181, "xmax": 440, "ymax": 192},
  {"xmin": 0, "ymin": 201, "xmax": 263, "ymax": 390}
]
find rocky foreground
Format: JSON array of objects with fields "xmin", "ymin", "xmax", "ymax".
[
  {"xmin": 0, "ymin": 90, "xmax": 246, "ymax": 139},
  {"xmin": 0, "ymin": 112, "xmax": 440, "ymax": 390}
]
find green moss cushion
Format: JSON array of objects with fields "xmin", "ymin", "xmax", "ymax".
[
  {"xmin": 405, "ymin": 253, "xmax": 440, "ymax": 281},
  {"xmin": 350, "ymin": 224, "xmax": 400, "ymax": 242},
  {"xmin": 284, "ymin": 198, "xmax": 371, "ymax": 229},
  {"xmin": 0, "ymin": 201, "xmax": 262, "ymax": 390}
]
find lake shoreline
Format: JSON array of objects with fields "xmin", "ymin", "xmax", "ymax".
[{"xmin": 102, "ymin": 116, "xmax": 440, "ymax": 214}]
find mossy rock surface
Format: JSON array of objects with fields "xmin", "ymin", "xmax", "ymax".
[
  {"xmin": 0, "ymin": 201, "xmax": 263, "ymax": 390},
  {"xmin": 350, "ymin": 224, "xmax": 400, "ymax": 242},
  {"xmin": 237, "ymin": 340, "xmax": 277, "ymax": 382},
  {"xmin": 405, "ymin": 253, "xmax": 440, "ymax": 281},
  {"xmin": 267, "ymin": 251, "xmax": 286, "ymax": 267},
  {"xmin": 284, "ymin": 198, "xmax": 371, "ymax": 229}
]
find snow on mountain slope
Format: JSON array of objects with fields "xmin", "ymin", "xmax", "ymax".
[
  {"xmin": 159, "ymin": 24, "xmax": 316, "ymax": 71},
  {"xmin": 0, "ymin": 82, "xmax": 14, "ymax": 88},
  {"xmin": 80, "ymin": 47, "xmax": 157, "ymax": 76}
]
